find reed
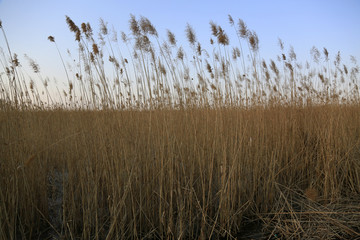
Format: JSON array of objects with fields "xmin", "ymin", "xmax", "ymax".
[{"xmin": 0, "ymin": 15, "xmax": 359, "ymax": 239}]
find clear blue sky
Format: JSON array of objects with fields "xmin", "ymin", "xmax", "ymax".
[{"xmin": 0, "ymin": 0, "xmax": 359, "ymax": 84}]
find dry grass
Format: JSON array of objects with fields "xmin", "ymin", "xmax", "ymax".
[{"xmin": 0, "ymin": 15, "xmax": 360, "ymax": 239}]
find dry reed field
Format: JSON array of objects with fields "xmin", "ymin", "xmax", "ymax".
[{"xmin": 1, "ymin": 16, "xmax": 360, "ymax": 239}]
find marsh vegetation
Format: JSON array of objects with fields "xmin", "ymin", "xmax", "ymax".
[{"xmin": 1, "ymin": 16, "xmax": 360, "ymax": 239}]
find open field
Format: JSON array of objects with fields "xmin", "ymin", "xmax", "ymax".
[{"xmin": 1, "ymin": 16, "xmax": 360, "ymax": 239}]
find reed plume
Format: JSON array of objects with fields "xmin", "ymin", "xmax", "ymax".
[
  {"xmin": 1, "ymin": 15, "xmax": 359, "ymax": 240},
  {"xmin": 185, "ymin": 23, "xmax": 196, "ymax": 45}
]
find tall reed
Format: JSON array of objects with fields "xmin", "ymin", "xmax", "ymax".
[{"xmin": 0, "ymin": 15, "xmax": 359, "ymax": 239}]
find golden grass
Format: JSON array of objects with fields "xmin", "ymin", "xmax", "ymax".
[
  {"xmin": 1, "ymin": 15, "xmax": 360, "ymax": 239},
  {"xmin": 1, "ymin": 106, "xmax": 360, "ymax": 239}
]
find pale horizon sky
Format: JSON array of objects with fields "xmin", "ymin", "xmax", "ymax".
[{"xmin": 1, "ymin": 0, "xmax": 359, "ymax": 86}]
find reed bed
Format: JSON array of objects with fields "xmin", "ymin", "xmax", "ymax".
[{"xmin": 0, "ymin": 16, "xmax": 360, "ymax": 239}]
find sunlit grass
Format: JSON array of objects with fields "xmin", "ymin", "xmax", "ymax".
[{"xmin": 0, "ymin": 15, "xmax": 360, "ymax": 239}]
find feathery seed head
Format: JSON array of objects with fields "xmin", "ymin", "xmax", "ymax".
[
  {"xmin": 237, "ymin": 19, "xmax": 248, "ymax": 38},
  {"xmin": 167, "ymin": 30, "xmax": 176, "ymax": 46},
  {"xmin": 270, "ymin": 60, "xmax": 279, "ymax": 76},
  {"xmin": 285, "ymin": 62, "xmax": 293, "ymax": 72},
  {"xmin": 135, "ymin": 35, "xmax": 151, "ymax": 52},
  {"xmin": 133, "ymin": 51, "xmax": 138, "ymax": 59},
  {"xmin": 310, "ymin": 46, "xmax": 321, "ymax": 63},
  {"xmin": 100, "ymin": 18, "xmax": 108, "ymax": 35},
  {"xmin": 65, "ymin": 16, "xmax": 81, "ymax": 42},
  {"xmin": 150, "ymin": 47, "xmax": 156, "ymax": 62},
  {"xmin": 121, "ymin": 31, "xmax": 127, "ymax": 43},
  {"xmin": 92, "ymin": 43, "xmax": 99, "ymax": 55},
  {"xmin": 217, "ymin": 26, "xmax": 229, "ymax": 46},
  {"xmin": 235, "ymin": 47, "xmax": 240, "ymax": 57},
  {"xmin": 196, "ymin": 42, "xmax": 202, "ymax": 56},
  {"xmin": 78, "ymin": 43, "xmax": 85, "ymax": 53},
  {"xmin": 209, "ymin": 22, "xmax": 229, "ymax": 45},
  {"xmin": 262, "ymin": 60, "xmax": 267, "ymax": 69},
  {"xmin": 129, "ymin": 14, "xmax": 141, "ymax": 36},
  {"xmin": 159, "ymin": 61, "xmax": 166, "ymax": 75},
  {"xmin": 265, "ymin": 71, "xmax": 270, "ymax": 81},
  {"xmin": 81, "ymin": 23, "xmax": 87, "ymax": 33},
  {"xmin": 185, "ymin": 23, "xmax": 196, "ymax": 46},
  {"xmin": 139, "ymin": 16, "xmax": 158, "ymax": 37},
  {"xmin": 80, "ymin": 23, "xmax": 93, "ymax": 40},
  {"xmin": 206, "ymin": 62, "xmax": 212, "ymax": 73},
  {"xmin": 111, "ymin": 27, "xmax": 118, "ymax": 42},
  {"xmin": 75, "ymin": 30, "xmax": 81, "ymax": 42},
  {"xmin": 248, "ymin": 31, "xmax": 259, "ymax": 52},
  {"xmin": 86, "ymin": 23, "xmax": 93, "ymax": 37},
  {"xmin": 323, "ymin": 47, "xmax": 329, "ymax": 61},
  {"xmin": 335, "ymin": 51, "xmax": 341, "ymax": 66},
  {"xmin": 278, "ymin": 38, "xmax": 284, "ymax": 51},
  {"xmin": 12, "ymin": 54, "xmax": 20, "ymax": 67},
  {"xmin": 177, "ymin": 47, "xmax": 184, "ymax": 60},
  {"xmin": 289, "ymin": 46, "xmax": 296, "ymax": 61},
  {"xmin": 66, "ymin": 16, "xmax": 80, "ymax": 33},
  {"xmin": 25, "ymin": 55, "xmax": 40, "ymax": 73},
  {"xmin": 232, "ymin": 48, "xmax": 238, "ymax": 60},
  {"xmin": 210, "ymin": 21, "xmax": 218, "ymax": 37},
  {"xmin": 221, "ymin": 60, "xmax": 228, "ymax": 75},
  {"xmin": 228, "ymin": 15, "xmax": 234, "ymax": 26},
  {"xmin": 29, "ymin": 80, "xmax": 34, "ymax": 90}
]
